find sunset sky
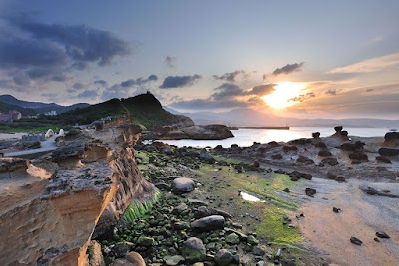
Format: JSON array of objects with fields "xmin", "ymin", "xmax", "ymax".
[{"xmin": 0, "ymin": 0, "xmax": 398, "ymax": 119}]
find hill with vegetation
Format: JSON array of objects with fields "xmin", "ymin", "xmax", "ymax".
[{"xmin": 59, "ymin": 92, "xmax": 194, "ymax": 129}]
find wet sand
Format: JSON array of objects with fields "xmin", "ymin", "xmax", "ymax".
[{"xmin": 294, "ymin": 178, "xmax": 399, "ymax": 266}]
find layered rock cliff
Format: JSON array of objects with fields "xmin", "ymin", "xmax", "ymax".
[{"xmin": 0, "ymin": 125, "xmax": 155, "ymax": 265}]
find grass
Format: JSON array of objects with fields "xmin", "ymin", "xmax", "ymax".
[{"xmin": 119, "ymin": 189, "xmax": 161, "ymax": 223}]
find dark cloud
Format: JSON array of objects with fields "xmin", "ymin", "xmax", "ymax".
[
  {"xmin": 160, "ymin": 74, "xmax": 201, "ymax": 89},
  {"xmin": 10, "ymin": 16, "xmax": 130, "ymax": 66},
  {"xmin": 272, "ymin": 62, "xmax": 304, "ymax": 76},
  {"xmin": 76, "ymin": 89, "xmax": 99, "ymax": 99},
  {"xmin": 289, "ymin": 92, "xmax": 315, "ymax": 102},
  {"xmin": 73, "ymin": 82, "xmax": 86, "ymax": 90},
  {"xmin": 170, "ymin": 99, "xmax": 249, "ymax": 110},
  {"xmin": 213, "ymin": 70, "xmax": 249, "ymax": 82},
  {"xmin": 325, "ymin": 89, "xmax": 338, "ymax": 95},
  {"xmin": 211, "ymin": 83, "xmax": 243, "ymax": 100},
  {"xmin": 94, "ymin": 80, "xmax": 107, "ymax": 86},
  {"xmin": 0, "ymin": 14, "xmax": 131, "ymax": 91},
  {"xmin": 120, "ymin": 75, "xmax": 158, "ymax": 88},
  {"xmin": 246, "ymin": 84, "xmax": 276, "ymax": 96},
  {"xmin": 101, "ymin": 84, "xmax": 127, "ymax": 100},
  {"xmin": 165, "ymin": 56, "xmax": 177, "ymax": 68}
]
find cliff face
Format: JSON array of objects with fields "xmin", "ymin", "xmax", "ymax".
[{"xmin": 0, "ymin": 125, "xmax": 155, "ymax": 265}]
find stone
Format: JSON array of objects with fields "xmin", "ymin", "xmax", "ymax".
[
  {"xmin": 172, "ymin": 177, "xmax": 195, "ymax": 194},
  {"xmin": 165, "ymin": 255, "xmax": 185, "ymax": 266},
  {"xmin": 335, "ymin": 176, "xmax": 346, "ymax": 182},
  {"xmin": 350, "ymin": 237, "xmax": 363, "ymax": 246},
  {"xmin": 111, "ymin": 258, "xmax": 134, "ymax": 266},
  {"xmin": 378, "ymin": 148, "xmax": 399, "ymax": 157},
  {"xmin": 333, "ymin": 207, "xmax": 341, "ymax": 213},
  {"xmin": 376, "ymin": 156, "xmax": 391, "ymax": 163},
  {"xmin": 137, "ymin": 236, "xmax": 154, "ymax": 246},
  {"xmin": 326, "ymin": 172, "xmax": 336, "ymax": 179},
  {"xmin": 125, "ymin": 251, "xmax": 146, "ymax": 266},
  {"xmin": 191, "ymin": 215, "xmax": 225, "ymax": 232},
  {"xmin": 334, "ymin": 126, "xmax": 343, "ymax": 132},
  {"xmin": 214, "ymin": 249, "xmax": 234, "ymax": 266},
  {"xmin": 199, "ymin": 153, "xmax": 215, "ymax": 164},
  {"xmin": 314, "ymin": 142, "xmax": 327, "ymax": 148},
  {"xmin": 225, "ymin": 233, "xmax": 240, "ymax": 244},
  {"xmin": 348, "ymin": 152, "xmax": 368, "ymax": 161},
  {"xmin": 312, "ymin": 132, "xmax": 320, "ymax": 138},
  {"xmin": 271, "ymin": 154, "xmax": 283, "ymax": 160},
  {"xmin": 247, "ymin": 235, "xmax": 259, "ymax": 245},
  {"xmin": 321, "ymin": 157, "xmax": 338, "ymax": 166},
  {"xmin": 376, "ymin": 232, "xmax": 390, "ymax": 239},
  {"xmin": 181, "ymin": 237, "xmax": 206, "ymax": 262},
  {"xmin": 318, "ymin": 150, "xmax": 332, "ymax": 157},
  {"xmin": 252, "ymin": 246, "xmax": 266, "ymax": 256},
  {"xmin": 296, "ymin": 156, "xmax": 314, "ymax": 165},
  {"xmin": 384, "ymin": 132, "xmax": 399, "ymax": 142},
  {"xmin": 112, "ymin": 241, "xmax": 134, "ymax": 257},
  {"xmin": 283, "ymin": 188, "xmax": 290, "ymax": 193},
  {"xmin": 305, "ymin": 188, "xmax": 316, "ymax": 197},
  {"xmin": 174, "ymin": 221, "xmax": 190, "ymax": 230}
]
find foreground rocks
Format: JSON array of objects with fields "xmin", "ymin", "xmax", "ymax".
[{"xmin": 0, "ymin": 125, "xmax": 156, "ymax": 265}]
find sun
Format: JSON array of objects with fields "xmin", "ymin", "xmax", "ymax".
[{"xmin": 261, "ymin": 82, "xmax": 306, "ymax": 109}]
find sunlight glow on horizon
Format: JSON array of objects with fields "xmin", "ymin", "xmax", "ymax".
[{"xmin": 261, "ymin": 82, "xmax": 307, "ymax": 109}]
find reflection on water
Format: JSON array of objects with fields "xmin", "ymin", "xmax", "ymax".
[
  {"xmin": 240, "ymin": 191, "xmax": 265, "ymax": 202},
  {"xmin": 159, "ymin": 127, "xmax": 391, "ymax": 148}
]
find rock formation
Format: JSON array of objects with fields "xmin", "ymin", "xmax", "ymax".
[{"xmin": 0, "ymin": 125, "xmax": 155, "ymax": 265}]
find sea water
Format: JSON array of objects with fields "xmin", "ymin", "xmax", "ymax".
[{"xmin": 158, "ymin": 127, "xmax": 393, "ymax": 148}]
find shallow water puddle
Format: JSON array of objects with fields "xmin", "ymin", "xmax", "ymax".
[{"xmin": 240, "ymin": 191, "xmax": 265, "ymax": 202}]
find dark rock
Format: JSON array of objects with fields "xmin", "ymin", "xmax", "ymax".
[
  {"xmin": 312, "ymin": 132, "xmax": 320, "ymax": 138},
  {"xmin": 283, "ymin": 146, "xmax": 298, "ymax": 152},
  {"xmin": 199, "ymin": 153, "xmax": 215, "ymax": 164},
  {"xmin": 378, "ymin": 148, "xmax": 399, "ymax": 157},
  {"xmin": 321, "ymin": 157, "xmax": 338, "ymax": 166},
  {"xmin": 340, "ymin": 130, "xmax": 348, "ymax": 137},
  {"xmin": 384, "ymin": 132, "xmax": 399, "ymax": 142},
  {"xmin": 268, "ymin": 141, "xmax": 280, "ymax": 148},
  {"xmin": 111, "ymin": 241, "xmax": 134, "ymax": 257},
  {"xmin": 376, "ymin": 232, "xmax": 390, "ymax": 239},
  {"xmin": 314, "ymin": 142, "xmax": 327, "ymax": 148},
  {"xmin": 231, "ymin": 144, "xmax": 239, "ymax": 149},
  {"xmin": 214, "ymin": 145, "xmax": 223, "ymax": 150},
  {"xmin": 289, "ymin": 138, "xmax": 311, "ymax": 145},
  {"xmin": 252, "ymin": 246, "xmax": 266, "ymax": 256},
  {"xmin": 283, "ymin": 188, "xmax": 290, "ymax": 193},
  {"xmin": 376, "ymin": 156, "xmax": 392, "ymax": 163},
  {"xmin": 289, "ymin": 171, "xmax": 312, "ymax": 180},
  {"xmin": 181, "ymin": 237, "xmax": 206, "ymax": 262},
  {"xmin": 215, "ymin": 249, "xmax": 234, "ymax": 266},
  {"xmin": 349, "ymin": 152, "xmax": 368, "ymax": 161},
  {"xmin": 190, "ymin": 215, "xmax": 225, "ymax": 232},
  {"xmin": 350, "ymin": 237, "xmax": 362, "ymax": 246},
  {"xmin": 333, "ymin": 207, "xmax": 341, "ymax": 213},
  {"xmin": 318, "ymin": 150, "xmax": 332, "ymax": 157},
  {"xmin": 274, "ymin": 169, "xmax": 286, "ymax": 174},
  {"xmin": 193, "ymin": 206, "xmax": 232, "ymax": 219},
  {"xmin": 271, "ymin": 154, "xmax": 283, "ymax": 160},
  {"xmin": 171, "ymin": 177, "xmax": 195, "ymax": 194},
  {"xmin": 351, "ymin": 160, "xmax": 362, "ymax": 164},
  {"xmin": 305, "ymin": 188, "xmax": 316, "ymax": 197},
  {"xmin": 334, "ymin": 126, "xmax": 343, "ymax": 132},
  {"xmin": 335, "ymin": 176, "xmax": 346, "ymax": 182},
  {"xmin": 137, "ymin": 236, "xmax": 154, "ymax": 246},
  {"xmin": 296, "ymin": 156, "xmax": 314, "ymax": 165},
  {"xmin": 252, "ymin": 161, "xmax": 260, "ymax": 168},
  {"xmin": 326, "ymin": 172, "xmax": 337, "ymax": 179}
]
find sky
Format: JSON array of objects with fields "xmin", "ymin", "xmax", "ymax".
[{"xmin": 0, "ymin": 0, "xmax": 398, "ymax": 119}]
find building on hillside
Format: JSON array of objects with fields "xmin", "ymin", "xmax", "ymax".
[
  {"xmin": 44, "ymin": 110, "xmax": 57, "ymax": 116},
  {"xmin": 0, "ymin": 110, "xmax": 22, "ymax": 121}
]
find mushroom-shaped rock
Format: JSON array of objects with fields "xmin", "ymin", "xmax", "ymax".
[
  {"xmin": 190, "ymin": 215, "xmax": 225, "ymax": 232},
  {"xmin": 172, "ymin": 177, "xmax": 195, "ymax": 194}
]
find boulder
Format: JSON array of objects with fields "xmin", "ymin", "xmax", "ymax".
[
  {"xmin": 296, "ymin": 156, "xmax": 314, "ymax": 165},
  {"xmin": 350, "ymin": 237, "xmax": 362, "ymax": 246},
  {"xmin": 384, "ymin": 132, "xmax": 399, "ymax": 142},
  {"xmin": 378, "ymin": 148, "xmax": 399, "ymax": 157},
  {"xmin": 312, "ymin": 132, "xmax": 320, "ymax": 138},
  {"xmin": 349, "ymin": 152, "xmax": 368, "ymax": 161},
  {"xmin": 305, "ymin": 188, "xmax": 316, "ymax": 197},
  {"xmin": 318, "ymin": 150, "xmax": 332, "ymax": 157},
  {"xmin": 214, "ymin": 249, "xmax": 234, "ymax": 266},
  {"xmin": 190, "ymin": 215, "xmax": 225, "ymax": 232},
  {"xmin": 334, "ymin": 126, "xmax": 343, "ymax": 132},
  {"xmin": 171, "ymin": 177, "xmax": 195, "ymax": 194},
  {"xmin": 198, "ymin": 153, "xmax": 215, "ymax": 164},
  {"xmin": 125, "ymin": 251, "xmax": 146, "ymax": 266},
  {"xmin": 225, "ymin": 233, "xmax": 240, "ymax": 244},
  {"xmin": 376, "ymin": 156, "xmax": 392, "ymax": 163},
  {"xmin": 181, "ymin": 237, "xmax": 206, "ymax": 262},
  {"xmin": 321, "ymin": 157, "xmax": 338, "ymax": 166}
]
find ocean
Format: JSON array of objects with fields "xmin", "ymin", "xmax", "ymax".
[{"xmin": 158, "ymin": 127, "xmax": 394, "ymax": 148}]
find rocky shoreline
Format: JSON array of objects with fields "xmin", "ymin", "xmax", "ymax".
[{"xmin": 0, "ymin": 126, "xmax": 398, "ymax": 265}]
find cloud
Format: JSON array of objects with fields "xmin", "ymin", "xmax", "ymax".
[
  {"xmin": 213, "ymin": 70, "xmax": 250, "ymax": 82},
  {"xmin": 76, "ymin": 89, "xmax": 99, "ymax": 99},
  {"xmin": 329, "ymin": 53, "xmax": 399, "ymax": 74},
  {"xmin": 272, "ymin": 62, "xmax": 304, "ymax": 76},
  {"xmin": 120, "ymin": 75, "xmax": 158, "ymax": 88},
  {"xmin": 165, "ymin": 56, "xmax": 177, "ymax": 68},
  {"xmin": 160, "ymin": 74, "xmax": 201, "ymax": 89},
  {"xmin": 325, "ymin": 89, "xmax": 338, "ymax": 95},
  {"xmin": 211, "ymin": 83, "xmax": 243, "ymax": 100},
  {"xmin": 246, "ymin": 84, "xmax": 276, "ymax": 96},
  {"xmin": 73, "ymin": 82, "xmax": 86, "ymax": 90},
  {"xmin": 94, "ymin": 80, "xmax": 107, "ymax": 86},
  {"xmin": 289, "ymin": 92, "xmax": 315, "ymax": 102}
]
